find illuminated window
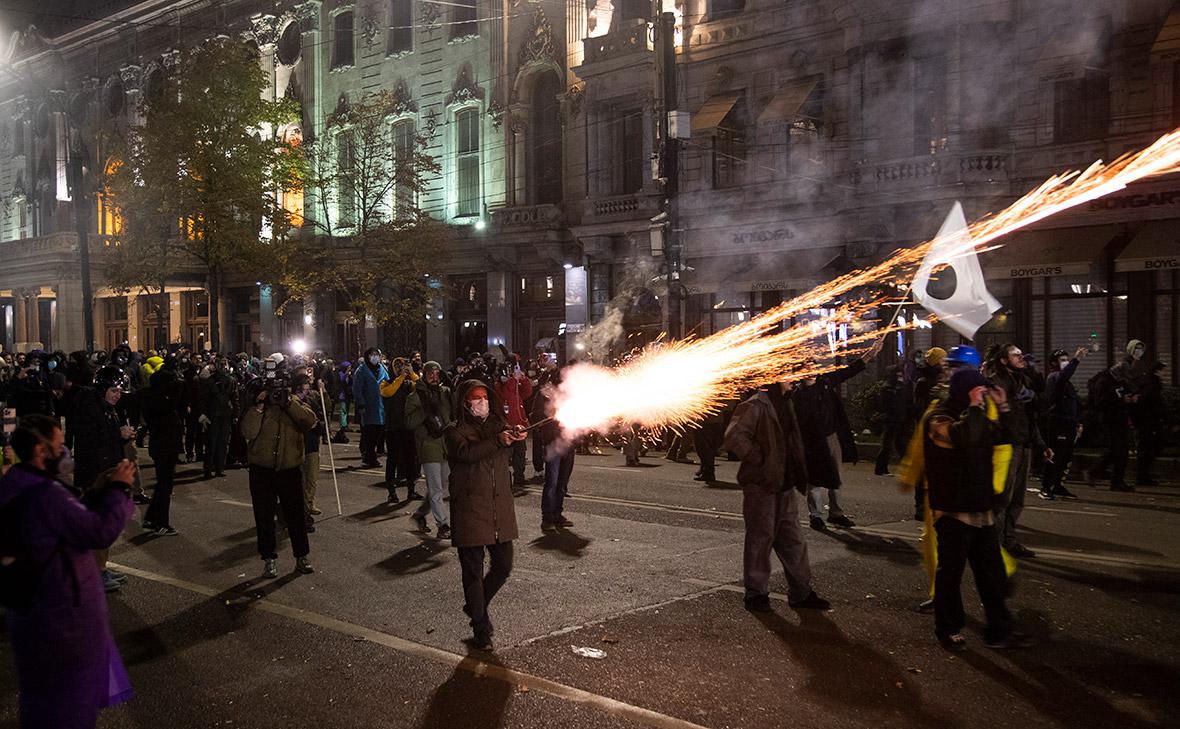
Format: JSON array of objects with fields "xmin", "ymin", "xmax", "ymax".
[
  {"xmin": 455, "ymin": 108, "xmax": 480, "ymax": 218},
  {"xmin": 96, "ymin": 159, "xmax": 123, "ymax": 237},
  {"xmin": 281, "ymin": 126, "xmax": 304, "ymax": 226}
]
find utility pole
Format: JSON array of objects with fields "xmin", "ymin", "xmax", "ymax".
[{"xmin": 657, "ymin": 10, "xmax": 682, "ymax": 339}]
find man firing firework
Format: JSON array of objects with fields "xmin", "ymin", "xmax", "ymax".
[{"xmin": 724, "ymin": 378, "xmax": 831, "ymax": 614}]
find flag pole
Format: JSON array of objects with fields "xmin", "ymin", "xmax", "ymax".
[{"xmin": 318, "ymin": 381, "xmax": 343, "ymax": 516}]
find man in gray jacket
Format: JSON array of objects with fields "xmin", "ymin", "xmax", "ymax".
[{"xmin": 724, "ymin": 380, "xmax": 830, "ymax": 613}]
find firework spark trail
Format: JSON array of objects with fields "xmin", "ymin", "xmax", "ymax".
[{"xmin": 552, "ymin": 128, "xmax": 1180, "ymax": 435}]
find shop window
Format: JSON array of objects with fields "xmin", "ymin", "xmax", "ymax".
[
  {"xmin": 1054, "ymin": 72, "xmax": 1109, "ymax": 143},
  {"xmin": 388, "ymin": 0, "xmax": 413, "ymax": 54},
  {"xmin": 455, "ymin": 108, "xmax": 481, "ymax": 218},
  {"xmin": 612, "ymin": 109, "xmax": 644, "ymax": 195},
  {"xmin": 529, "ymin": 72, "xmax": 563, "ymax": 204},
  {"xmin": 451, "ymin": 0, "xmax": 478, "ymax": 39},
  {"xmin": 332, "ymin": 11, "xmax": 355, "ymax": 69},
  {"xmin": 913, "ymin": 53, "xmax": 948, "ymax": 156}
]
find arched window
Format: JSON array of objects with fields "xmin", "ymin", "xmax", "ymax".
[
  {"xmin": 332, "ymin": 11, "xmax": 355, "ymax": 68},
  {"xmin": 529, "ymin": 72, "xmax": 563, "ymax": 205},
  {"xmin": 96, "ymin": 160, "xmax": 123, "ymax": 238},
  {"xmin": 391, "ymin": 119, "xmax": 415, "ymax": 219},
  {"xmin": 454, "ymin": 108, "xmax": 480, "ymax": 217}
]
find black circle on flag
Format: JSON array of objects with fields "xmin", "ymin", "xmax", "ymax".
[{"xmin": 927, "ymin": 265, "xmax": 958, "ymax": 301}]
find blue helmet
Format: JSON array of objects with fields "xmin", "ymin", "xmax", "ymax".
[{"xmin": 945, "ymin": 345, "xmax": 981, "ymax": 369}]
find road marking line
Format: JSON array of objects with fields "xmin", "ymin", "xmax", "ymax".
[
  {"xmin": 106, "ymin": 562, "xmax": 712, "ymax": 729},
  {"xmin": 1024, "ymin": 506, "xmax": 1117, "ymax": 517},
  {"xmin": 855, "ymin": 525, "xmax": 1180, "ymax": 572},
  {"xmin": 516, "ymin": 487, "xmax": 745, "ymax": 521}
]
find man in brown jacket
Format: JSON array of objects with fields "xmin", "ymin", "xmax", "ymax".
[
  {"xmin": 240, "ymin": 369, "xmax": 319, "ymax": 579},
  {"xmin": 724, "ymin": 380, "xmax": 830, "ymax": 613},
  {"xmin": 445, "ymin": 379, "xmax": 525, "ymax": 650}
]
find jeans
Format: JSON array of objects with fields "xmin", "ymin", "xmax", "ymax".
[
  {"xmin": 144, "ymin": 455, "xmax": 176, "ymax": 528},
  {"xmin": 385, "ymin": 428, "xmax": 418, "ymax": 486},
  {"xmin": 249, "ymin": 465, "xmax": 310, "ymax": 560},
  {"xmin": 509, "ymin": 440, "xmax": 526, "ymax": 483},
  {"xmin": 360, "ymin": 424, "xmax": 383, "ymax": 465},
  {"xmin": 994, "ymin": 446, "xmax": 1028, "ymax": 548},
  {"xmin": 457, "ymin": 541, "xmax": 514, "ymax": 638},
  {"xmin": 338, "ymin": 402, "xmax": 349, "ymax": 431},
  {"xmin": 1091, "ymin": 417, "xmax": 1130, "ymax": 487},
  {"xmin": 1042, "ymin": 420, "xmax": 1077, "ymax": 494},
  {"xmin": 541, "ymin": 448, "xmax": 575, "ymax": 521},
  {"xmin": 204, "ymin": 416, "xmax": 231, "ymax": 474},
  {"xmin": 414, "ymin": 461, "xmax": 451, "ymax": 527},
  {"xmin": 742, "ymin": 486, "xmax": 812, "ymax": 601},
  {"xmin": 933, "ymin": 517, "xmax": 1012, "ymax": 642},
  {"xmin": 875, "ymin": 421, "xmax": 908, "ymax": 474}
]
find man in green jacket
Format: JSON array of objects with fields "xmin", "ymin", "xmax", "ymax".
[
  {"xmin": 405, "ymin": 361, "xmax": 455, "ymax": 538},
  {"xmin": 240, "ymin": 366, "xmax": 318, "ymax": 579}
]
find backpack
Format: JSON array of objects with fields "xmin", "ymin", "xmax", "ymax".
[{"xmin": 0, "ymin": 490, "xmax": 58, "ymax": 613}]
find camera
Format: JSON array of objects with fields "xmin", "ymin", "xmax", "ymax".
[{"xmin": 263, "ymin": 358, "xmax": 291, "ymax": 407}]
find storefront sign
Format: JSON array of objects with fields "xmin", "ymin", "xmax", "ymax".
[
  {"xmin": 992, "ymin": 262, "xmax": 1091, "ymax": 278},
  {"xmin": 1116, "ymin": 256, "xmax": 1180, "ymax": 272}
]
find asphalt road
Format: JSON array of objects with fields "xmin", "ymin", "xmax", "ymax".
[{"xmin": 2, "ymin": 438, "xmax": 1178, "ymax": 728}]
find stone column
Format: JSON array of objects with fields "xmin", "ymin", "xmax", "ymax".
[
  {"xmin": 26, "ymin": 291, "xmax": 41, "ymax": 348},
  {"xmin": 258, "ymin": 285, "xmax": 276, "ymax": 354},
  {"xmin": 486, "ymin": 270, "xmax": 512, "ymax": 351},
  {"xmin": 52, "ymin": 278, "xmax": 85, "ymax": 352},
  {"xmin": 126, "ymin": 294, "xmax": 140, "ymax": 351},
  {"xmin": 12, "ymin": 292, "xmax": 27, "ymax": 350},
  {"xmin": 168, "ymin": 292, "xmax": 183, "ymax": 344}
]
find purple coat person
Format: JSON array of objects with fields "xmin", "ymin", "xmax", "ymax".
[{"xmin": 0, "ymin": 463, "xmax": 135, "ymax": 728}]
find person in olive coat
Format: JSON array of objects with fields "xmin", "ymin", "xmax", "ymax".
[
  {"xmin": 405, "ymin": 361, "xmax": 456, "ymax": 537},
  {"xmin": 444, "ymin": 379, "xmax": 525, "ymax": 650}
]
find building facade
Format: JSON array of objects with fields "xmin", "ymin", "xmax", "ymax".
[{"xmin": 1, "ymin": 0, "xmax": 1178, "ymax": 384}]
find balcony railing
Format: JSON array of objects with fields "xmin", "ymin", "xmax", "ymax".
[
  {"xmin": 850, "ymin": 150, "xmax": 1012, "ymax": 187},
  {"xmin": 584, "ymin": 192, "xmax": 661, "ymax": 220},
  {"xmin": 583, "ymin": 22, "xmax": 653, "ymax": 66}
]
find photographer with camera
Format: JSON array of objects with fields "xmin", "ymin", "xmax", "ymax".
[
  {"xmin": 239, "ymin": 355, "xmax": 319, "ymax": 578},
  {"xmin": 0, "ymin": 414, "xmax": 137, "ymax": 727},
  {"xmin": 381, "ymin": 356, "xmax": 421, "ymax": 502}
]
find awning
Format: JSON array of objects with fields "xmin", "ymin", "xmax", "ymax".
[
  {"xmin": 1036, "ymin": 37, "xmax": 1104, "ymax": 81},
  {"xmin": 1115, "ymin": 221, "xmax": 1180, "ymax": 272},
  {"xmin": 981, "ymin": 225, "xmax": 1117, "ymax": 279},
  {"xmin": 684, "ymin": 247, "xmax": 845, "ymax": 295},
  {"xmin": 757, "ymin": 76, "xmax": 819, "ymax": 125},
  {"xmin": 1153, "ymin": 4, "xmax": 1180, "ymax": 63},
  {"xmin": 692, "ymin": 91, "xmax": 742, "ymax": 134}
]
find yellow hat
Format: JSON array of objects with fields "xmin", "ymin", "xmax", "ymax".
[{"xmin": 924, "ymin": 347, "xmax": 947, "ymax": 366}]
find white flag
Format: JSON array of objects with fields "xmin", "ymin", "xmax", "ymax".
[{"xmin": 911, "ymin": 201, "xmax": 1002, "ymax": 339}]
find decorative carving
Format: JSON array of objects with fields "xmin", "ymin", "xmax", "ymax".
[
  {"xmin": 291, "ymin": 1, "xmax": 322, "ymax": 31},
  {"xmin": 160, "ymin": 49, "xmax": 182, "ymax": 69},
  {"xmin": 422, "ymin": 2, "xmax": 442, "ymax": 28},
  {"xmin": 562, "ymin": 83, "xmax": 584, "ymax": 120},
  {"xmin": 423, "ymin": 106, "xmax": 440, "ymax": 140},
  {"xmin": 389, "ymin": 79, "xmax": 417, "ymax": 116},
  {"xmin": 361, "ymin": 12, "xmax": 380, "ymax": 50},
  {"xmin": 446, "ymin": 66, "xmax": 485, "ymax": 107},
  {"xmin": 250, "ymin": 13, "xmax": 282, "ymax": 47},
  {"xmin": 119, "ymin": 65, "xmax": 142, "ymax": 87},
  {"xmin": 486, "ymin": 97, "xmax": 506, "ymax": 129},
  {"xmin": 509, "ymin": 114, "xmax": 528, "ymax": 134},
  {"xmin": 81, "ymin": 76, "xmax": 102, "ymax": 91},
  {"xmin": 518, "ymin": 8, "xmax": 557, "ymax": 68}
]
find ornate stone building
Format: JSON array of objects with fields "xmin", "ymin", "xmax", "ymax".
[{"xmin": 2, "ymin": 0, "xmax": 1179, "ymax": 382}]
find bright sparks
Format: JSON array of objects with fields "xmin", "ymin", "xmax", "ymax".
[{"xmin": 551, "ymin": 128, "xmax": 1180, "ymax": 435}]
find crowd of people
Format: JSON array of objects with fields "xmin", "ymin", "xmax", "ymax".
[{"xmin": 0, "ymin": 335, "xmax": 1171, "ymax": 726}]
